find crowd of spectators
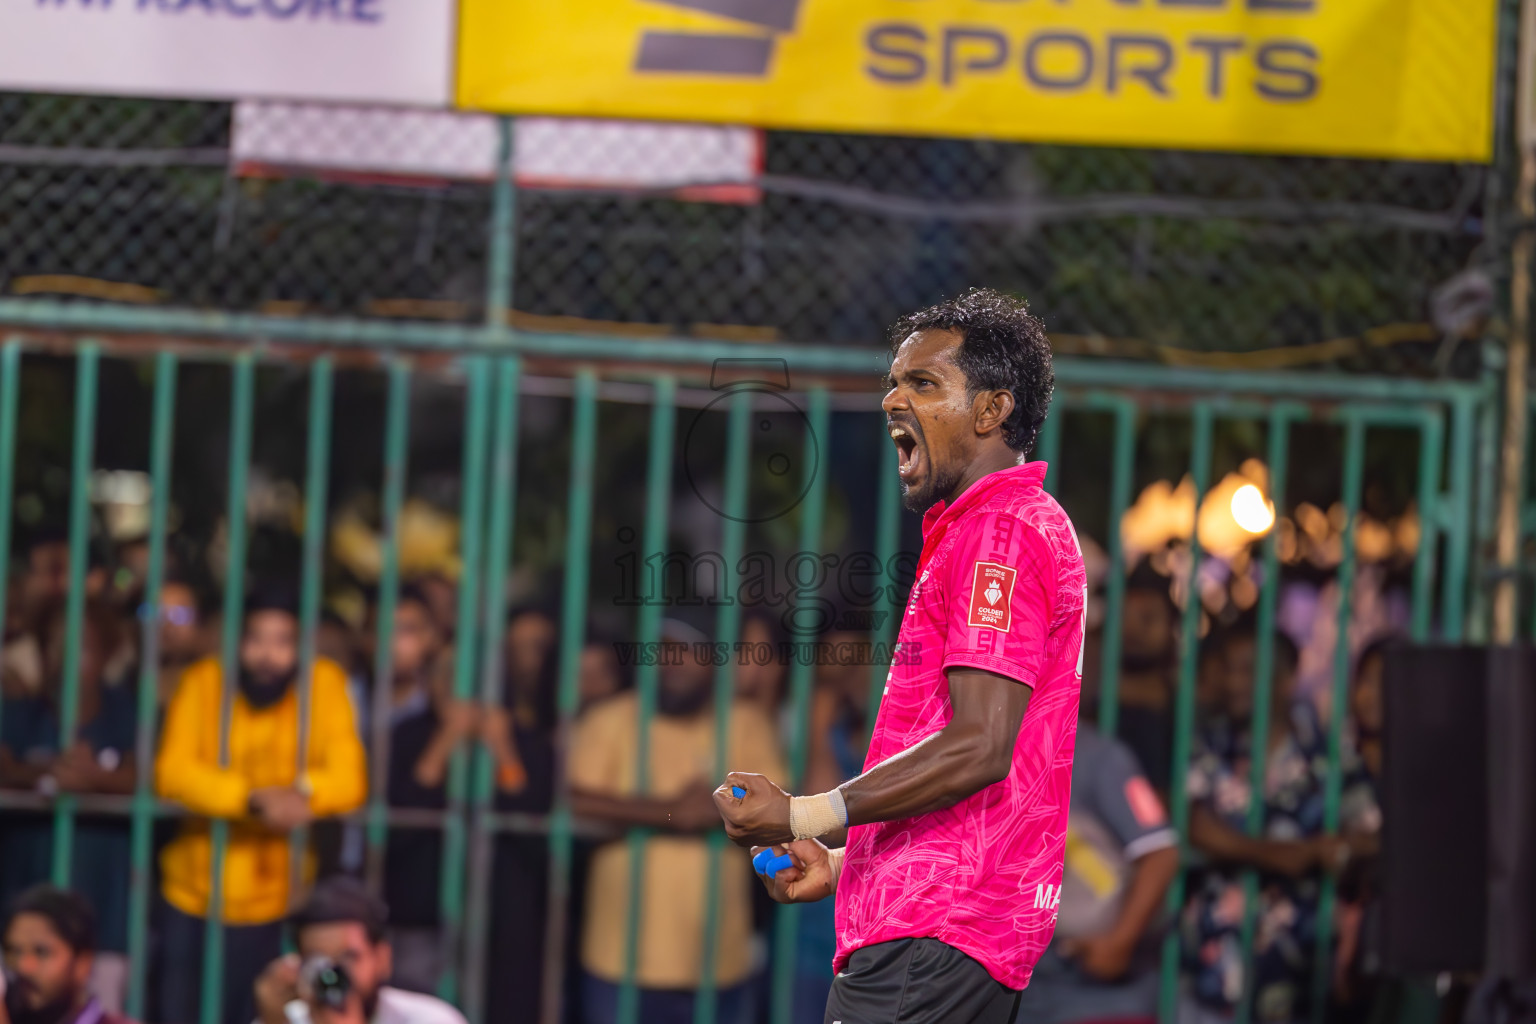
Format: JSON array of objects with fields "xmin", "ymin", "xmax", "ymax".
[{"xmin": 0, "ymin": 523, "xmax": 1395, "ymax": 1024}]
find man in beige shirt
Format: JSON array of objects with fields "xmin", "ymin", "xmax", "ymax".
[{"xmin": 569, "ymin": 618, "xmax": 785, "ymax": 1024}]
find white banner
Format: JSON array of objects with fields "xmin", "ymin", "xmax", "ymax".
[
  {"xmin": 0, "ymin": 0, "xmax": 454, "ymax": 106},
  {"xmin": 232, "ymin": 102, "xmax": 763, "ymax": 200}
]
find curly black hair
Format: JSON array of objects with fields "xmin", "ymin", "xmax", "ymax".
[{"xmin": 887, "ymin": 288, "xmax": 1054, "ymax": 455}]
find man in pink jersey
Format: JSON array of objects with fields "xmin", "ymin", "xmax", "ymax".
[{"xmin": 716, "ymin": 288, "xmax": 1085, "ymax": 1023}]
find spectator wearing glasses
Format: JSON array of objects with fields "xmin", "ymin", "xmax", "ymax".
[{"xmin": 142, "ymin": 576, "xmax": 208, "ymax": 707}]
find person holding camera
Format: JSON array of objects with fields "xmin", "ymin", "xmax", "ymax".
[{"xmin": 253, "ymin": 879, "xmax": 465, "ymax": 1024}]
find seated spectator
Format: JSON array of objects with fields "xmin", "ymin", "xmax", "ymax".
[
  {"xmin": 577, "ymin": 630, "xmax": 628, "ymax": 714},
  {"xmin": 733, "ymin": 609, "xmax": 788, "ymax": 719},
  {"xmin": 568, "ymin": 616, "xmax": 786, "ymax": 1024},
  {"xmin": 21, "ymin": 529, "xmax": 75, "ymax": 628},
  {"xmin": 155, "ymin": 585, "xmax": 367, "ymax": 1024},
  {"xmin": 502, "ymin": 604, "xmax": 557, "ymax": 732},
  {"xmin": 4, "ymin": 530, "xmax": 80, "ymax": 701},
  {"xmin": 412, "ymin": 575, "xmax": 458, "ymax": 648},
  {"xmin": 145, "ymin": 576, "xmax": 209, "ymax": 706},
  {"xmin": 0, "ymin": 601, "xmax": 136, "ymax": 1013},
  {"xmin": 378, "ymin": 587, "xmax": 475, "ymax": 995},
  {"xmin": 1114, "ymin": 564, "xmax": 1179, "ymax": 795},
  {"xmin": 1196, "ymin": 628, "xmax": 1229, "ymax": 731},
  {"xmin": 1, "ymin": 884, "xmax": 139, "ymax": 1024},
  {"xmin": 1348, "ymin": 637, "xmax": 1390, "ymax": 781},
  {"xmin": 1181, "ymin": 627, "xmax": 1379, "ymax": 1024},
  {"xmin": 1012, "ymin": 726, "xmax": 1179, "ymax": 1024},
  {"xmin": 1331, "ymin": 636, "xmax": 1396, "ymax": 1017},
  {"xmin": 253, "ymin": 878, "xmax": 465, "ymax": 1024},
  {"xmin": 481, "ymin": 607, "xmax": 559, "ymax": 1024}
]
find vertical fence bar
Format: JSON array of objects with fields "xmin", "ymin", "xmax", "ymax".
[
  {"xmin": 125, "ymin": 351, "xmax": 177, "ymax": 1019},
  {"xmin": 1310, "ymin": 416, "xmax": 1366, "ymax": 1023},
  {"xmin": 865, "ymin": 453, "xmax": 903, "ymax": 738},
  {"xmin": 1157, "ymin": 402, "xmax": 1214, "ymax": 1024},
  {"xmin": 1234, "ymin": 404, "xmax": 1294, "ymax": 1024},
  {"xmin": 463, "ymin": 355, "xmax": 522, "ymax": 1024},
  {"xmin": 1413, "ymin": 411, "xmax": 1444, "ymax": 643},
  {"xmin": 486, "ymin": 116, "xmax": 517, "ymax": 334},
  {"xmin": 616, "ymin": 375, "xmax": 678, "ymax": 1024},
  {"xmin": 1038, "ymin": 399, "xmax": 1064, "ymax": 495},
  {"xmin": 1471, "ymin": 370, "xmax": 1501, "ymax": 641},
  {"xmin": 0, "ymin": 341, "xmax": 19, "ymax": 743},
  {"xmin": 366, "ymin": 359, "xmax": 412, "ymax": 891},
  {"xmin": 52, "ymin": 342, "xmax": 99, "ymax": 885},
  {"xmin": 769, "ymin": 387, "xmax": 831, "ymax": 1024},
  {"xmin": 540, "ymin": 369, "xmax": 599, "ymax": 1024},
  {"xmin": 1443, "ymin": 394, "xmax": 1476, "ymax": 643},
  {"xmin": 439, "ymin": 358, "xmax": 493, "ymax": 1005},
  {"xmin": 459, "ymin": 115, "xmax": 518, "ymax": 1016},
  {"xmin": 291, "ymin": 356, "xmax": 333, "ymax": 898},
  {"xmin": 1097, "ymin": 398, "xmax": 1137, "ymax": 736},
  {"xmin": 202, "ymin": 353, "xmax": 256, "ymax": 1024},
  {"xmin": 695, "ymin": 389, "xmax": 754, "ymax": 1024}
]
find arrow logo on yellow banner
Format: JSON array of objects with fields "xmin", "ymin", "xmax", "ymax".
[{"xmin": 634, "ymin": 0, "xmax": 803, "ymax": 76}]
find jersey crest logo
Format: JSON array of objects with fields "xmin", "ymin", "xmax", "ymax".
[{"xmin": 967, "ymin": 561, "xmax": 1016, "ymax": 632}]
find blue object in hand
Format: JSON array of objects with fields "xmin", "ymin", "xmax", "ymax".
[
  {"xmin": 731, "ymin": 786, "xmax": 746, "ymax": 798},
  {"xmin": 752, "ymin": 848, "xmax": 797, "ymax": 877},
  {"xmin": 763, "ymin": 852, "xmax": 796, "ymax": 875}
]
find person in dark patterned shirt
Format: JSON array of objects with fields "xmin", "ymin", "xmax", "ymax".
[{"xmin": 1181, "ymin": 626, "xmax": 1380, "ymax": 1023}]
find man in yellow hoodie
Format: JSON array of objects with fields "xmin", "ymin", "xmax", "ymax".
[{"xmin": 155, "ymin": 586, "xmax": 366, "ymax": 1024}]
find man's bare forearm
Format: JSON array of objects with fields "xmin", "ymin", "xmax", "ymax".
[
  {"xmin": 716, "ymin": 669, "xmax": 1031, "ymax": 847},
  {"xmin": 571, "ymin": 789, "xmax": 676, "ymax": 831},
  {"xmin": 840, "ymin": 668, "xmax": 1031, "ymax": 827},
  {"xmin": 1107, "ymin": 845, "xmax": 1179, "ymax": 948},
  {"xmin": 840, "ymin": 725, "xmax": 1007, "ymax": 825}
]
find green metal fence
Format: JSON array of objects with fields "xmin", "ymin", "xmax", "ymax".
[
  {"xmin": 0, "ymin": 14, "xmax": 1517, "ymax": 1015},
  {"xmin": 0, "ymin": 323, "xmax": 1489, "ymax": 1024}
]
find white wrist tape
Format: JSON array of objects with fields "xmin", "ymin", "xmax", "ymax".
[
  {"xmin": 790, "ymin": 790, "xmax": 848, "ymax": 840},
  {"xmin": 827, "ymin": 846, "xmax": 846, "ymax": 890}
]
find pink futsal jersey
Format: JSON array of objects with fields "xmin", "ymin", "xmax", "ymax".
[{"xmin": 834, "ymin": 461, "xmax": 1086, "ymax": 990}]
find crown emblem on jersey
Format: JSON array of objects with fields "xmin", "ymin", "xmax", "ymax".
[{"xmin": 985, "ymin": 581, "xmax": 1003, "ymax": 605}]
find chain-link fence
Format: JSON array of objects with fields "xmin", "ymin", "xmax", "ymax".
[{"xmin": 0, "ymin": 71, "xmax": 1514, "ymax": 373}]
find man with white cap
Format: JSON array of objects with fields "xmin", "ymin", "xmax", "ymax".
[{"xmin": 567, "ymin": 615, "xmax": 786, "ymax": 1024}]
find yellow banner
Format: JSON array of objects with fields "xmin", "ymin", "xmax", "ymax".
[{"xmin": 457, "ymin": 0, "xmax": 1496, "ymax": 162}]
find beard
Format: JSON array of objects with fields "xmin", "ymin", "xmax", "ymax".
[
  {"xmin": 238, "ymin": 664, "xmax": 297, "ymax": 709},
  {"xmin": 900, "ymin": 459, "xmax": 964, "ymax": 514},
  {"xmin": 657, "ymin": 684, "xmax": 711, "ymax": 718},
  {"xmin": 4, "ymin": 979, "xmax": 77, "ymax": 1024}
]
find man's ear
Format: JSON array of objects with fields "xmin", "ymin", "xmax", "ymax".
[
  {"xmin": 376, "ymin": 940, "xmax": 394, "ymax": 984},
  {"xmin": 974, "ymin": 389, "xmax": 1016, "ymax": 437},
  {"xmin": 72, "ymin": 950, "xmax": 94, "ymax": 992}
]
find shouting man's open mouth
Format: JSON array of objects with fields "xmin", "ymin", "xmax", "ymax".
[{"xmin": 889, "ymin": 418, "xmax": 923, "ymax": 484}]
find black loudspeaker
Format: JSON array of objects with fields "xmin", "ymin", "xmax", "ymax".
[
  {"xmin": 1379, "ymin": 645, "xmax": 1488, "ymax": 974},
  {"xmin": 1486, "ymin": 646, "xmax": 1536, "ymax": 980}
]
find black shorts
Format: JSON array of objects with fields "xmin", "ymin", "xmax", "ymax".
[{"xmin": 824, "ymin": 938, "xmax": 1022, "ymax": 1024}]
